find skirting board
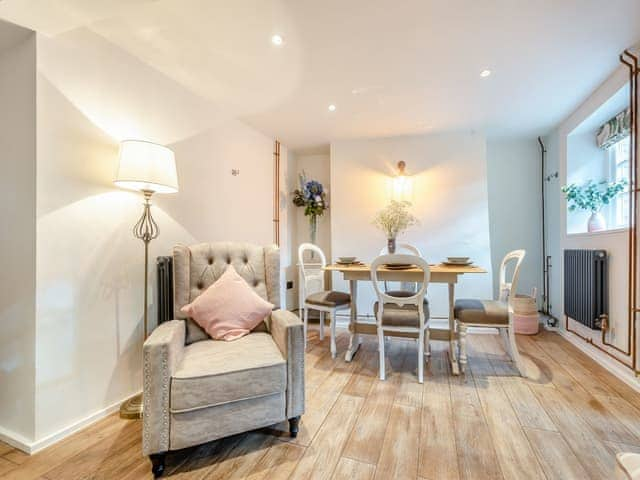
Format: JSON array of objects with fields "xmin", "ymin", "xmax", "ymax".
[
  {"xmin": 0, "ymin": 390, "xmax": 141, "ymax": 454},
  {"xmin": 559, "ymin": 329, "xmax": 640, "ymax": 394}
]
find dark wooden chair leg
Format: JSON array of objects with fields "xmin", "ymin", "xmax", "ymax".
[
  {"xmin": 288, "ymin": 416, "xmax": 300, "ymax": 438},
  {"xmin": 150, "ymin": 453, "xmax": 166, "ymax": 478}
]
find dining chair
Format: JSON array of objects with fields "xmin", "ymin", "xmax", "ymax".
[
  {"xmin": 378, "ymin": 243, "xmax": 423, "ymax": 296},
  {"xmin": 371, "ymin": 254, "xmax": 431, "ymax": 383},
  {"xmin": 454, "ymin": 249, "xmax": 527, "ymax": 376},
  {"xmin": 298, "ymin": 243, "xmax": 351, "ymax": 357}
]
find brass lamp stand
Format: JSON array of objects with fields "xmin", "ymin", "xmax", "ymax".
[
  {"xmin": 120, "ymin": 190, "xmax": 160, "ymax": 419},
  {"xmin": 114, "ymin": 139, "xmax": 178, "ymax": 420}
]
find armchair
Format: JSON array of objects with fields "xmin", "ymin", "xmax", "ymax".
[{"xmin": 142, "ymin": 242, "xmax": 305, "ymax": 477}]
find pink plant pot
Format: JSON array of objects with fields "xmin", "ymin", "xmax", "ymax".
[{"xmin": 514, "ymin": 313, "xmax": 540, "ymax": 335}]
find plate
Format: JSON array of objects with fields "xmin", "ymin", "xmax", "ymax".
[
  {"xmin": 338, "ymin": 256, "xmax": 357, "ymax": 263},
  {"xmin": 442, "ymin": 261, "xmax": 473, "ymax": 266},
  {"xmin": 384, "ymin": 263, "xmax": 415, "ymax": 270},
  {"xmin": 336, "ymin": 260, "xmax": 363, "ymax": 265},
  {"xmin": 447, "ymin": 256, "xmax": 470, "ymax": 263}
]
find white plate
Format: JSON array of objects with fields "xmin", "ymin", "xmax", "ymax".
[
  {"xmin": 442, "ymin": 260, "xmax": 473, "ymax": 266},
  {"xmin": 447, "ymin": 256, "xmax": 470, "ymax": 263},
  {"xmin": 338, "ymin": 256, "xmax": 357, "ymax": 263}
]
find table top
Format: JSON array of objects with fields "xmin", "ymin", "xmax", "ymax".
[{"xmin": 325, "ymin": 263, "xmax": 487, "ymax": 274}]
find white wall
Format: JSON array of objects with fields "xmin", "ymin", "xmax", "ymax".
[
  {"xmin": 542, "ymin": 131, "xmax": 563, "ymax": 320},
  {"xmin": 330, "ymin": 133, "xmax": 493, "ymax": 321},
  {"xmin": 0, "ymin": 26, "xmax": 36, "ymax": 444},
  {"xmin": 486, "ymin": 138, "xmax": 542, "ymax": 302},
  {"xmin": 26, "ymin": 29, "xmax": 280, "ymax": 448},
  {"xmin": 566, "ymin": 131, "xmax": 609, "ymax": 234},
  {"xmin": 287, "ymin": 151, "xmax": 332, "ymax": 309}
]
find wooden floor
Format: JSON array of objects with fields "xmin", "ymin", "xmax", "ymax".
[{"xmin": 2, "ymin": 329, "xmax": 640, "ymax": 480}]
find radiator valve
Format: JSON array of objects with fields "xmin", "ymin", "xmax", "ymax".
[{"xmin": 600, "ymin": 315, "xmax": 609, "ymax": 331}]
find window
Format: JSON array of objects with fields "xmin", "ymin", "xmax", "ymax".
[{"xmin": 607, "ymin": 136, "xmax": 630, "ymax": 229}]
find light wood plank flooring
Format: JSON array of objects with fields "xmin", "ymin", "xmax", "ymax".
[{"xmin": 1, "ymin": 329, "xmax": 640, "ymax": 479}]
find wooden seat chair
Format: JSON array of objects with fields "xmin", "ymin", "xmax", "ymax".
[
  {"xmin": 298, "ymin": 243, "xmax": 351, "ymax": 357},
  {"xmin": 454, "ymin": 249, "xmax": 527, "ymax": 376},
  {"xmin": 371, "ymin": 253, "xmax": 431, "ymax": 383}
]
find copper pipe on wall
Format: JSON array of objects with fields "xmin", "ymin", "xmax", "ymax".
[
  {"xmin": 566, "ymin": 315, "xmax": 637, "ymax": 367},
  {"xmin": 566, "ymin": 50, "xmax": 640, "ymax": 376},
  {"xmin": 626, "ymin": 49, "xmax": 639, "ymax": 373},
  {"xmin": 598, "ymin": 52, "xmax": 637, "ymax": 361},
  {"xmin": 273, "ymin": 140, "xmax": 281, "ymax": 246}
]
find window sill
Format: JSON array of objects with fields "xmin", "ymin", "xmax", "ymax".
[{"xmin": 566, "ymin": 227, "xmax": 629, "ymax": 238}]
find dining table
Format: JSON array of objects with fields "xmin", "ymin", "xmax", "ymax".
[{"xmin": 324, "ymin": 262, "xmax": 487, "ymax": 375}]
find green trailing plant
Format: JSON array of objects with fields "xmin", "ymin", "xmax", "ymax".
[{"xmin": 561, "ymin": 179, "xmax": 628, "ymax": 213}]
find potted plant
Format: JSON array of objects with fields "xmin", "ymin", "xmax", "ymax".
[
  {"xmin": 372, "ymin": 200, "xmax": 418, "ymax": 253},
  {"xmin": 292, "ymin": 172, "xmax": 328, "ymax": 244},
  {"xmin": 561, "ymin": 179, "xmax": 627, "ymax": 232}
]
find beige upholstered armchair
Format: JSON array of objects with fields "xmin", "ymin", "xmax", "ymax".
[{"xmin": 142, "ymin": 242, "xmax": 305, "ymax": 477}]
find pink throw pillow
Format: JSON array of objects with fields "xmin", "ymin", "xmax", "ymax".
[{"xmin": 181, "ymin": 265, "xmax": 274, "ymax": 341}]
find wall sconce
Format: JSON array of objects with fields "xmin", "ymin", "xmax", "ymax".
[{"xmin": 391, "ymin": 161, "xmax": 413, "ymax": 202}]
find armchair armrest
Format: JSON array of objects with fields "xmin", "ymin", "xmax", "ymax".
[
  {"xmin": 142, "ymin": 320, "xmax": 185, "ymax": 455},
  {"xmin": 270, "ymin": 310, "xmax": 305, "ymax": 419}
]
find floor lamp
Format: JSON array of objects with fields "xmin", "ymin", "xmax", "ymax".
[{"xmin": 114, "ymin": 139, "xmax": 179, "ymax": 419}]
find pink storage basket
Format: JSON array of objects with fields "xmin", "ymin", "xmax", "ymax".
[
  {"xmin": 514, "ymin": 313, "xmax": 540, "ymax": 335},
  {"xmin": 512, "ymin": 288, "xmax": 539, "ymax": 335}
]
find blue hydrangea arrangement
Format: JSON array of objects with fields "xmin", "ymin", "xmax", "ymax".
[{"xmin": 293, "ymin": 172, "xmax": 328, "ymax": 243}]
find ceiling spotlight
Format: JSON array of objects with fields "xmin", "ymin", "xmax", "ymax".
[
  {"xmin": 328, "ymin": 104, "xmax": 336, "ymax": 112},
  {"xmin": 480, "ymin": 69, "xmax": 492, "ymax": 78},
  {"xmin": 271, "ymin": 34, "xmax": 283, "ymax": 46}
]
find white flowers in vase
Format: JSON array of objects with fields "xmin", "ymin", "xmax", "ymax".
[{"xmin": 372, "ymin": 200, "xmax": 418, "ymax": 253}]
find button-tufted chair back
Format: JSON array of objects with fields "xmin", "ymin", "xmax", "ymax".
[{"xmin": 173, "ymin": 242, "xmax": 281, "ymax": 344}]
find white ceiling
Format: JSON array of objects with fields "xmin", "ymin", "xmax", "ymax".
[{"xmin": 1, "ymin": 0, "xmax": 639, "ymax": 149}]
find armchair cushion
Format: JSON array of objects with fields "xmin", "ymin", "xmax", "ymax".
[
  {"xmin": 170, "ymin": 332, "xmax": 286, "ymax": 412},
  {"xmin": 181, "ymin": 265, "xmax": 273, "ymax": 341},
  {"xmin": 173, "ymin": 243, "xmax": 281, "ymax": 344}
]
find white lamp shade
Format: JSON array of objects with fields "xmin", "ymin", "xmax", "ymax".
[{"xmin": 114, "ymin": 140, "xmax": 179, "ymax": 194}]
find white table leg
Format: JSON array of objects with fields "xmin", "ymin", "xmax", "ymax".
[
  {"xmin": 345, "ymin": 279, "xmax": 361, "ymax": 362},
  {"xmin": 448, "ymin": 282, "xmax": 460, "ymax": 375}
]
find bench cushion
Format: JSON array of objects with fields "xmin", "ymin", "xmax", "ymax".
[
  {"xmin": 454, "ymin": 299, "xmax": 509, "ymax": 325},
  {"xmin": 305, "ymin": 290, "xmax": 351, "ymax": 307},
  {"xmin": 374, "ymin": 299, "xmax": 429, "ymax": 327}
]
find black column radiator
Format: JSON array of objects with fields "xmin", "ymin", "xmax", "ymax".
[
  {"xmin": 157, "ymin": 256, "xmax": 174, "ymax": 325},
  {"xmin": 563, "ymin": 249, "xmax": 608, "ymax": 330}
]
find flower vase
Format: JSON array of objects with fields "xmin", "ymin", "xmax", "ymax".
[
  {"xmin": 309, "ymin": 214, "xmax": 318, "ymax": 244},
  {"xmin": 387, "ymin": 238, "xmax": 396, "ymax": 254},
  {"xmin": 587, "ymin": 212, "xmax": 606, "ymax": 233}
]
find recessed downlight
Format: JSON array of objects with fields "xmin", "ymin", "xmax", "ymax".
[
  {"xmin": 480, "ymin": 69, "xmax": 491, "ymax": 78},
  {"xmin": 271, "ymin": 34, "xmax": 283, "ymax": 46},
  {"xmin": 328, "ymin": 104, "xmax": 336, "ymax": 112}
]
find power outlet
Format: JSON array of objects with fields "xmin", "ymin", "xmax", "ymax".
[{"xmin": 286, "ymin": 281, "xmax": 294, "ymax": 290}]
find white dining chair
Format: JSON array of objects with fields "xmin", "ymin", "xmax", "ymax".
[
  {"xmin": 454, "ymin": 249, "xmax": 527, "ymax": 376},
  {"xmin": 298, "ymin": 243, "xmax": 351, "ymax": 357},
  {"xmin": 378, "ymin": 243, "xmax": 423, "ymax": 296},
  {"xmin": 371, "ymin": 254, "xmax": 431, "ymax": 383}
]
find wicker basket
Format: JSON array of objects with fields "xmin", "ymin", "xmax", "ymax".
[{"xmin": 512, "ymin": 289, "xmax": 539, "ymax": 335}]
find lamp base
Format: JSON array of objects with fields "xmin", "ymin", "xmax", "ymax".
[{"xmin": 120, "ymin": 393, "xmax": 143, "ymax": 419}]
